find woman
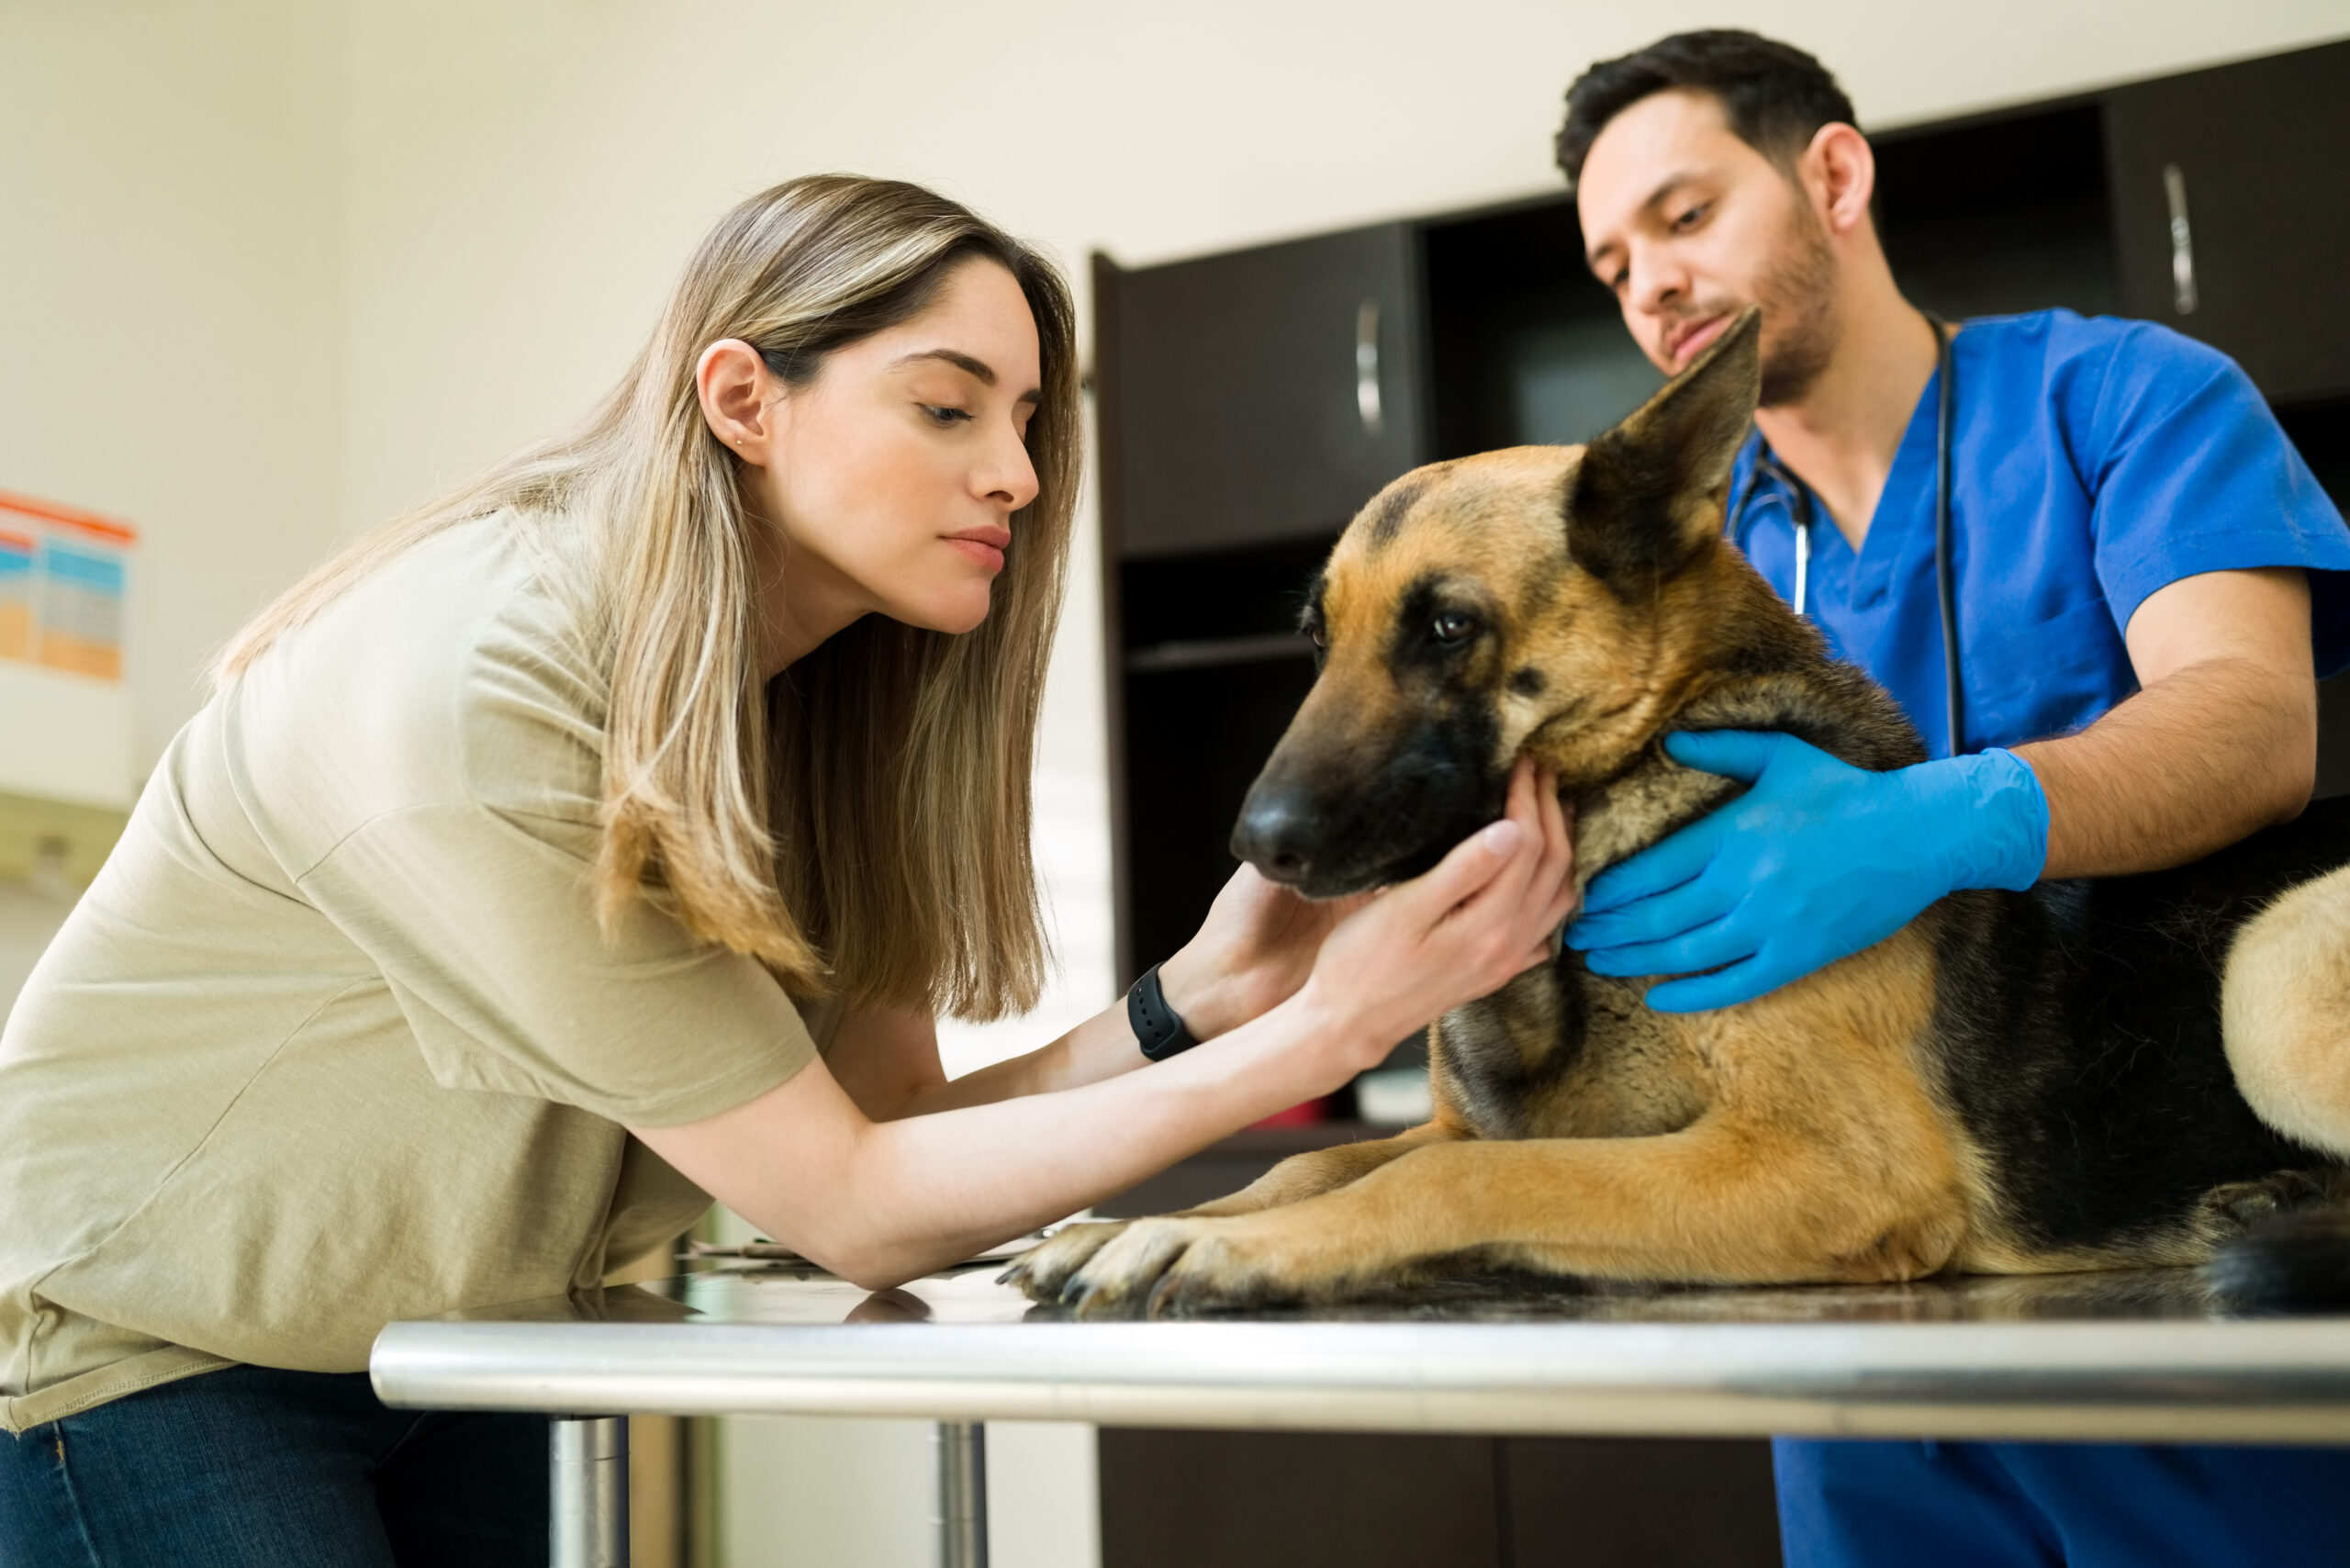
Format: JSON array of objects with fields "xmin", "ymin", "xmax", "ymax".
[{"xmin": 0, "ymin": 175, "xmax": 1574, "ymax": 1563}]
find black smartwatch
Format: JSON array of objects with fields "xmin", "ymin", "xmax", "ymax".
[{"xmin": 1127, "ymin": 962, "xmax": 1202, "ymax": 1061}]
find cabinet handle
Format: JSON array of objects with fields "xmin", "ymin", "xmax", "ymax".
[
  {"xmin": 1355, "ymin": 298, "xmax": 1384, "ymax": 437},
  {"xmin": 2162, "ymin": 163, "xmax": 2199, "ymax": 316}
]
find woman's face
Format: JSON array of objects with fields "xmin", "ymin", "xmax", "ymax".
[{"xmin": 702, "ymin": 257, "xmax": 1044, "ymax": 667}]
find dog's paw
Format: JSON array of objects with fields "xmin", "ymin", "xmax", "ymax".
[
  {"xmin": 1056, "ymin": 1215, "xmax": 1301, "ymax": 1318},
  {"xmin": 1000, "ymin": 1220, "xmax": 1134, "ymax": 1301}
]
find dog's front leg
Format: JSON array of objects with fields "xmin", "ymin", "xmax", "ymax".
[
  {"xmin": 1057, "ymin": 1108, "xmax": 1967, "ymax": 1316},
  {"xmin": 1004, "ymin": 1121, "xmax": 1467, "ymax": 1300},
  {"xmin": 1179, "ymin": 1118, "xmax": 1467, "ymax": 1217}
]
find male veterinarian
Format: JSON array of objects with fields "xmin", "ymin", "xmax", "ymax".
[{"xmin": 1554, "ymin": 29, "xmax": 2350, "ymax": 1568}]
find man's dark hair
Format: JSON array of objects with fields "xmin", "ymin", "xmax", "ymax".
[{"xmin": 1555, "ymin": 30, "xmax": 1858, "ymax": 192}]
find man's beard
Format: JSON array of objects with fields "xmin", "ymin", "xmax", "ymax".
[{"xmin": 1754, "ymin": 202, "xmax": 1839, "ymax": 407}]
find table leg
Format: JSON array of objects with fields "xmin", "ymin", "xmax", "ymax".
[
  {"xmin": 551, "ymin": 1414, "xmax": 630, "ymax": 1568},
  {"xmin": 931, "ymin": 1420, "xmax": 988, "ymax": 1568}
]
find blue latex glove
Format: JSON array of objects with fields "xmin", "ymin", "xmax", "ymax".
[{"xmin": 1562, "ymin": 730, "xmax": 2048, "ymax": 1012}]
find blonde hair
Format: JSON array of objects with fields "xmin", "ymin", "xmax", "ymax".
[{"xmin": 220, "ymin": 175, "xmax": 1080, "ymax": 1020}]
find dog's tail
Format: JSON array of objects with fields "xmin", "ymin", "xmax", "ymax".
[{"xmin": 2209, "ymin": 1204, "xmax": 2350, "ymax": 1306}]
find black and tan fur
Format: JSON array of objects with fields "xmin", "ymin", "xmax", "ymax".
[{"xmin": 1008, "ymin": 310, "xmax": 2350, "ymax": 1316}]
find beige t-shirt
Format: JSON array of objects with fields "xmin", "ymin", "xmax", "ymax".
[{"xmin": 0, "ymin": 516, "xmax": 822, "ymax": 1433}]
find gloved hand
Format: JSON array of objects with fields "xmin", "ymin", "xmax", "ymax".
[{"xmin": 1562, "ymin": 730, "xmax": 2048, "ymax": 1012}]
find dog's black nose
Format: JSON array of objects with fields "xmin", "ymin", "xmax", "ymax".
[{"xmin": 1230, "ymin": 789, "xmax": 1319, "ymax": 886}]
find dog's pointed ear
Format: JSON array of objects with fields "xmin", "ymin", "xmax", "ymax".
[{"xmin": 1564, "ymin": 306, "xmax": 1761, "ymax": 585}]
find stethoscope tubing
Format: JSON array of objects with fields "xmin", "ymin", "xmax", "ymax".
[
  {"xmin": 1731, "ymin": 314, "xmax": 1964, "ymax": 756},
  {"xmin": 1928, "ymin": 312, "xmax": 1963, "ymax": 758}
]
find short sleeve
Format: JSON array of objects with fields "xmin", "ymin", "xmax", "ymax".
[
  {"xmin": 299, "ymin": 801, "xmax": 815, "ymax": 1126},
  {"xmin": 2078, "ymin": 322, "xmax": 2350, "ymax": 674},
  {"xmin": 285, "ymin": 597, "xmax": 816, "ymax": 1128}
]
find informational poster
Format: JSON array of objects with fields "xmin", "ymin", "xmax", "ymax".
[
  {"xmin": 0, "ymin": 491, "xmax": 134, "ymax": 683},
  {"xmin": 0, "ymin": 527, "xmax": 28, "ymax": 663}
]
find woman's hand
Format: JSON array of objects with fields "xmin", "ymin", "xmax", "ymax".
[
  {"xmin": 1156, "ymin": 867, "xmax": 1371, "ymax": 1040},
  {"xmin": 1294, "ymin": 757, "xmax": 1576, "ymax": 1075}
]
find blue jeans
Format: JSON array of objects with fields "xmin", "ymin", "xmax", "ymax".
[
  {"xmin": 0, "ymin": 1363, "xmax": 546, "ymax": 1567},
  {"xmin": 1774, "ymin": 1438, "xmax": 2350, "ymax": 1567}
]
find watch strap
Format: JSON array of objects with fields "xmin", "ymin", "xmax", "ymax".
[{"xmin": 1128, "ymin": 962, "xmax": 1201, "ymax": 1061}]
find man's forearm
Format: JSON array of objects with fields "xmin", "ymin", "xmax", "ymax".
[{"xmin": 2014, "ymin": 655, "xmax": 2316, "ymax": 879}]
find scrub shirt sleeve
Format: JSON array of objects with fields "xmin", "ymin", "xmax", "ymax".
[{"xmin": 2077, "ymin": 322, "xmax": 2350, "ymax": 674}]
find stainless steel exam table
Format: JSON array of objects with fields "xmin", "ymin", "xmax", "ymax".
[{"xmin": 370, "ymin": 1262, "xmax": 2350, "ymax": 1568}]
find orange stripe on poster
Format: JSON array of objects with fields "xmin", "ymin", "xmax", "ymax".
[
  {"xmin": 39, "ymin": 632, "xmax": 121, "ymax": 681},
  {"xmin": 0, "ymin": 489, "xmax": 138, "ymax": 545},
  {"xmin": 0, "ymin": 530, "xmax": 33, "ymax": 553}
]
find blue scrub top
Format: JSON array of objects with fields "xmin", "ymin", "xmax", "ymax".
[{"xmin": 1726, "ymin": 309, "xmax": 2350, "ymax": 757}]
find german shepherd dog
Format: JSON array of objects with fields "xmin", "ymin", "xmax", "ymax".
[{"xmin": 1008, "ymin": 308, "xmax": 2350, "ymax": 1316}]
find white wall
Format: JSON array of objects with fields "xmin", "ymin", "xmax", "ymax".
[
  {"xmin": 0, "ymin": 0, "xmax": 347, "ymax": 774},
  {"xmin": 719, "ymin": 1416, "xmax": 1100, "ymax": 1568},
  {"xmin": 0, "ymin": 0, "xmax": 348, "ymax": 1022}
]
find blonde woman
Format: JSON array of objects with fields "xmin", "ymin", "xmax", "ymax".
[{"xmin": 0, "ymin": 176, "xmax": 1574, "ymax": 1564}]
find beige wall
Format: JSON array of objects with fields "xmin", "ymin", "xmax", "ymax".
[
  {"xmin": 0, "ymin": 0, "xmax": 346, "ymax": 771},
  {"xmin": 7, "ymin": 2, "xmax": 2350, "ymax": 1563},
  {"xmin": 0, "ymin": 0, "xmax": 347, "ymax": 1016}
]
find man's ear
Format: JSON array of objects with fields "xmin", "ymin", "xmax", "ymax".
[
  {"xmin": 1804, "ymin": 123, "xmax": 1876, "ymax": 239},
  {"xmin": 1564, "ymin": 306, "xmax": 1761, "ymax": 586}
]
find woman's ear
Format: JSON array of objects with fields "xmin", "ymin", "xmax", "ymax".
[{"xmin": 697, "ymin": 339, "xmax": 780, "ymax": 464}]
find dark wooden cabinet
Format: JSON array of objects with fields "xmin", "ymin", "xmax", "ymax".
[
  {"xmin": 1101, "ymin": 223, "xmax": 1427, "ymax": 559},
  {"xmin": 1875, "ymin": 100, "xmax": 2120, "ymax": 323},
  {"xmin": 2106, "ymin": 39, "xmax": 2350, "ymax": 405},
  {"xmin": 1505, "ymin": 1438, "xmax": 1784, "ymax": 1566},
  {"xmin": 1101, "ymin": 1430, "xmax": 1504, "ymax": 1568},
  {"xmin": 1100, "ymin": 1429, "xmax": 1782, "ymax": 1568},
  {"xmin": 1112, "ymin": 537, "xmax": 1334, "ymax": 978},
  {"xmin": 1421, "ymin": 196, "xmax": 1660, "ymax": 457}
]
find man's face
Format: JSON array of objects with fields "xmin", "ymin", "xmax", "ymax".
[{"xmin": 1577, "ymin": 88, "xmax": 1837, "ymax": 406}]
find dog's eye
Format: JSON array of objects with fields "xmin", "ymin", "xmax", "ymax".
[
  {"xmin": 1432, "ymin": 611, "xmax": 1479, "ymax": 645},
  {"xmin": 1304, "ymin": 620, "xmax": 1328, "ymax": 650}
]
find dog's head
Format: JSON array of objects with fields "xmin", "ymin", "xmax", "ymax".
[{"xmin": 1231, "ymin": 307, "xmax": 1771, "ymax": 897}]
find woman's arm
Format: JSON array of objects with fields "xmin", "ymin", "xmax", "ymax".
[
  {"xmin": 631, "ymin": 761, "xmax": 1574, "ymax": 1289},
  {"xmin": 818, "ymin": 1001, "xmax": 1136, "ymax": 1122},
  {"xmin": 827, "ymin": 865, "xmax": 1377, "ymax": 1122}
]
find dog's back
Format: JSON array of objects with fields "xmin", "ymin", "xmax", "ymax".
[{"xmin": 1925, "ymin": 801, "xmax": 2350, "ymax": 1273}]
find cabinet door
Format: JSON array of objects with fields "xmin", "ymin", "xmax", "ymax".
[
  {"xmin": 1099, "ymin": 1429, "xmax": 1501, "ymax": 1568},
  {"xmin": 1107, "ymin": 223, "xmax": 1426, "ymax": 557},
  {"xmin": 1505, "ymin": 1437, "xmax": 1783, "ymax": 1566},
  {"xmin": 2105, "ymin": 39, "xmax": 2350, "ymax": 402}
]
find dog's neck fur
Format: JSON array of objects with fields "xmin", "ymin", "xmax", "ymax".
[{"xmin": 1561, "ymin": 545, "xmax": 1927, "ymax": 889}]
